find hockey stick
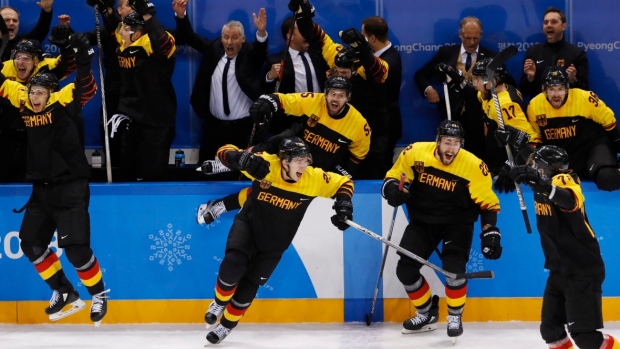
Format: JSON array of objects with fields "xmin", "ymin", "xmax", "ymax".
[
  {"xmin": 365, "ymin": 173, "xmax": 406, "ymax": 326},
  {"xmin": 486, "ymin": 45, "xmax": 532, "ymax": 234},
  {"xmin": 443, "ymin": 82, "xmax": 452, "ymax": 120},
  {"xmin": 94, "ymin": 5, "xmax": 113, "ymax": 183},
  {"xmin": 345, "ymin": 220, "xmax": 494, "ymax": 280}
]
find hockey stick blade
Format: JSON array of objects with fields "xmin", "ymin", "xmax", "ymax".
[
  {"xmin": 456, "ymin": 270, "xmax": 494, "ymax": 280},
  {"xmin": 485, "ymin": 45, "xmax": 518, "ymax": 81}
]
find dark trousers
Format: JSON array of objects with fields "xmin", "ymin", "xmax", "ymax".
[{"xmin": 120, "ymin": 121, "xmax": 175, "ymax": 182}]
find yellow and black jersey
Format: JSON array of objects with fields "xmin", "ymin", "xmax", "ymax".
[
  {"xmin": 527, "ymin": 88, "xmax": 616, "ymax": 152},
  {"xmin": 479, "ymin": 85, "xmax": 541, "ymax": 144},
  {"xmin": 533, "ymin": 172, "xmax": 604, "ymax": 276},
  {"xmin": 386, "ymin": 142, "xmax": 499, "ymax": 224},
  {"xmin": 276, "ymin": 92, "xmax": 371, "ymax": 169},
  {"xmin": 226, "ymin": 148, "xmax": 353, "ymax": 252},
  {"xmin": 1, "ymin": 57, "xmax": 66, "ymax": 84}
]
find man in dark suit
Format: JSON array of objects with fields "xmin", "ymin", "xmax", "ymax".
[
  {"xmin": 363, "ymin": 15, "xmax": 402, "ymax": 163},
  {"xmin": 173, "ymin": 2, "xmax": 268, "ymax": 164},
  {"xmin": 414, "ymin": 16, "xmax": 495, "ymax": 161},
  {"xmin": 261, "ymin": 15, "xmax": 329, "ymax": 134}
]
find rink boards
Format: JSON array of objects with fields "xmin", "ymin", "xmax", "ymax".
[{"xmin": 0, "ymin": 181, "xmax": 619, "ymax": 324}]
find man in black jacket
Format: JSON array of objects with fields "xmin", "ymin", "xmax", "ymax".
[
  {"xmin": 414, "ymin": 16, "xmax": 495, "ymax": 162},
  {"xmin": 519, "ymin": 7, "xmax": 588, "ymax": 100},
  {"xmin": 172, "ymin": 1, "xmax": 268, "ymax": 165},
  {"xmin": 0, "ymin": 0, "xmax": 54, "ymax": 62}
]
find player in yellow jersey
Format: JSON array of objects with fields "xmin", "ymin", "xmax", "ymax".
[
  {"xmin": 509, "ymin": 145, "xmax": 619, "ymax": 349},
  {"xmin": 382, "ymin": 120, "xmax": 501, "ymax": 340},
  {"xmin": 203, "ymin": 137, "xmax": 354, "ymax": 344},
  {"xmin": 527, "ymin": 66, "xmax": 620, "ymax": 191}
]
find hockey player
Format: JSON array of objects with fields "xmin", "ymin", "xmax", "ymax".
[
  {"xmin": 382, "ymin": 120, "xmax": 501, "ymax": 340},
  {"xmin": 509, "ymin": 145, "xmax": 619, "ymax": 349},
  {"xmin": 0, "ymin": 33, "xmax": 109, "ymax": 325},
  {"xmin": 526, "ymin": 66, "xmax": 620, "ymax": 192},
  {"xmin": 204, "ymin": 137, "xmax": 354, "ymax": 344},
  {"xmin": 196, "ymin": 74, "xmax": 369, "ymax": 225}
]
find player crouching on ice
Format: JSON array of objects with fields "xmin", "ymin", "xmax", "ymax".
[{"xmin": 203, "ymin": 137, "xmax": 354, "ymax": 344}]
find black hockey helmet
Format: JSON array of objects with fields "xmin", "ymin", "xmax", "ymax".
[
  {"xmin": 12, "ymin": 39, "xmax": 43, "ymax": 60},
  {"xmin": 28, "ymin": 72, "xmax": 59, "ymax": 93},
  {"xmin": 472, "ymin": 57, "xmax": 506, "ymax": 83},
  {"xmin": 324, "ymin": 75, "xmax": 352, "ymax": 97},
  {"xmin": 279, "ymin": 137, "xmax": 312, "ymax": 165},
  {"xmin": 335, "ymin": 46, "xmax": 358, "ymax": 69},
  {"xmin": 542, "ymin": 66, "xmax": 569, "ymax": 88},
  {"xmin": 123, "ymin": 11, "xmax": 145, "ymax": 29},
  {"xmin": 530, "ymin": 145, "xmax": 569, "ymax": 177},
  {"xmin": 437, "ymin": 119, "xmax": 465, "ymax": 138}
]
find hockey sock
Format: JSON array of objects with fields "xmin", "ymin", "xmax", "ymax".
[
  {"xmin": 76, "ymin": 256, "xmax": 104, "ymax": 295},
  {"xmin": 445, "ymin": 278, "xmax": 468, "ymax": 314},
  {"xmin": 214, "ymin": 277, "xmax": 238, "ymax": 306},
  {"xmin": 34, "ymin": 249, "xmax": 70, "ymax": 290},
  {"xmin": 219, "ymin": 299, "xmax": 251, "ymax": 330},
  {"xmin": 404, "ymin": 276, "xmax": 432, "ymax": 311},
  {"xmin": 548, "ymin": 336, "xmax": 574, "ymax": 349},
  {"xmin": 601, "ymin": 334, "xmax": 619, "ymax": 349}
]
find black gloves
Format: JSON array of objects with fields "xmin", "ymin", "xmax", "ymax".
[
  {"xmin": 494, "ymin": 163, "xmax": 516, "ymax": 193},
  {"xmin": 381, "ymin": 178, "xmax": 410, "ymax": 207},
  {"xmin": 250, "ymin": 94, "xmax": 280, "ymax": 125},
  {"xmin": 288, "ymin": 0, "xmax": 315, "ymax": 19},
  {"xmin": 48, "ymin": 25, "xmax": 74, "ymax": 50},
  {"xmin": 509, "ymin": 165, "xmax": 552, "ymax": 195},
  {"xmin": 86, "ymin": 0, "xmax": 116, "ymax": 10},
  {"xmin": 128, "ymin": 0, "xmax": 156, "ymax": 16},
  {"xmin": 436, "ymin": 63, "xmax": 464, "ymax": 91},
  {"xmin": 331, "ymin": 198, "xmax": 353, "ymax": 231},
  {"xmin": 339, "ymin": 28, "xmax": 370, "ymax": 54},
  {"xmin": 480, "ymin": 226, "xmax": 502, "ymax": 260},
  {"xmin": 495, "ymin": 125, "xmax": 529, "ymax": 150},
  {"xmin": 72, "ymin": 33, "xmax": 94, "ymax": 64},
  {"xmin": 237, "ymin": 151, "xmax": 270, "ymax": 179}
]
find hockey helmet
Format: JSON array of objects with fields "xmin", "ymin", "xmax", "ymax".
[
  {"xmin": 530, "ymin": 145, "xmax": 569, "ymax": 177},
  {"xmin": 335, "ymin": 46, "xmax": 358, "ymax": 69},
  {"xmin": 28, "ymin": 72, "xmax": 59, "ymax": 93},
  {"xmin": 12, "ymin": 39, "xmax": 43, "ymax": 60},
  {"xmin": 542, "ymin": 66, "xmax": 569, "ymax": 88},
  {"xmin": 437, "ymin": 119, "xmax": 465, "ymax": 139},
  {"xmin": 123, "ymin": 11, "xmax": 145, "ymax": 29},
  {"xmin": 324, "ymin": 75, "xmax": 353, "ymax": 97},
  {"xmin": 472, "ymin": 57, "xmax": 506, "ymax": 83},
  {"xmin": 279, "ymin": 137, "xmax": 312, "ymax": 165}
]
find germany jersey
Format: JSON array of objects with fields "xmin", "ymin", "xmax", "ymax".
[
  {"xmin": 533, "ymin": 172, "xmax": 604, "ymax": 276},
  {"xmin": 114, "ymin": 16, "xmax": 176, "ymax": 127},
  {"xmin": 386, "ymin": 142, "xmax": 499, "ymax": 224},
  {"xmin": 527, "ymin": 88, "xmax": 616, "ymax": 153},
  {"xmin": 1, "ymin": 56, "xmax": 70, "ymax": 84},
  {"xmin": 276, "ymin": 92, "xmax": 371, "ymax": 170},
  {"xmin": 0, "ymin": 64, "xmax": 96, "ymax": 182},
  {"xmin": 222, "ymin": 146, "xmax": 353, "ymax": 253},
  {"xmin": 478, "ymin": 85, "xmax": 541, "ymax": 144}
]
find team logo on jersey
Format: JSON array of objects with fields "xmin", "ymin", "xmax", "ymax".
[
  {"xmin": 557, "ymin": 59, "xmax": 565, "ymax": 67},
  {"xmin": 307, "ymin": 114, "xmax": 320, "ymax": 127},
  {"xmin": 414, "ymin": 161, "xmax": 425, "ymax": 173},
  {"xmin": 536, "ymin": 114, "xmax": 548, "ymax": 127},
  {"xmin": 260, "ymin": 179, "xmax": 272, "ymax": 189}
]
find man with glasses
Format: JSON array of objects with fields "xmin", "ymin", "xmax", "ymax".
[
  {"xmin": 414, "ymin": 16, "xmax": 497, "ymax": 162},
  {"xmin": 525, "ymin": 66, "xmax": 620, "ymax": 191},
  {"xmin": 382, "ymin": 119, "xmax": 501, "ymax": 340}
]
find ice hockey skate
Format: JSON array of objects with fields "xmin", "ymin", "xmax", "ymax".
[
  {"xmin": 204, "ymin": 301, "xmax": 226, "ymax": 328},
  {"xmin": 447, "ymin": 313, "xmax": 463, "ymax": 344},
  {"xmin": 91, "ymin": 289, "xmax": 110, "ymax": 328},
  {"xmin": 197, "ymin": 200, "xmax": 227, "ymax": 225},
  {"xmin": 206, "ymin": 323, "xmax": 231, "ymax": 344},
  {"xmin": 196, "ymin": 159, "xmax": 231, "ymax": 175},
  {"xmin": 402, "ymin": 295, "xmax": 439, "ymax": 334},
  {"xmin": 45, "ymin": 289, "xmax": 86, "ymax": 321}
]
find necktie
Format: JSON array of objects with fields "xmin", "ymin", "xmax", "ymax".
[
  {"xmin": 300, "ymin": 52, "xmax": 314, "ymax": 92},
  {"xmin": 222, "ymin": 57, "xmax": 231, "ymax": 116},
  {"xmin": 465, "ymin": 52, "xmax": 472, "ymax": 71}
]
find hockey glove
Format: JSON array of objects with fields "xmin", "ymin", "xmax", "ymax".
[
  {"xmin": 436, "ymin": 63, "xmax": 464, "ymax": 91},
  {"xmin": 48, "ymin": 25, "xmax": 74, "ymax": 50},
  {"xmin": 72, "ymin": 33, "xmax": 95, "ymax": 64},
  {"xmin": 480, "ymin": 226, "xmax": 502, "ymax": 260},
  {"xmin": 128, "ymin": 0, "xmax": 156, "ymax": 16},
  {"xmin": 288, "ymin": 0, "xmax": 315, "ymax": 19},
  {"xmin": 495, "ymin": 125, "xmax": 529, "ymax": 150},
  {"xmin": 509, "ymin": 165, "xmax": 552, "ymax": 195},
  {"xmin": 331, "ymin": 198, "xmax": 353, "ymax": 231},
  {"xmin": 381, "ymin": 178, "xmax": 410, "ymax": 207},
  {"xmin": 237, "ymin": 151, "xmax": 270, "ymax": 179},
  {"xmin": 606, "ymin": 127, "xmax": 620, "ymax": 154},
  {"xmin": 250, "ymin": 94, "xmax": 280, "ymax": 126},
  {"xmin": 86, "ymin": 0, "xmax": 116, "ymax": 10},
  {"xmin": 339, "ymin": 28, "xmax": 370, "ymax": 54},
  {"xmin": 493, "ymin": 163, "xmax": 516, "ymax": 193}
]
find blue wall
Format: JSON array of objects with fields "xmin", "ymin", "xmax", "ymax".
[{"xmin": 7, "ymin": 0, "xmax": 618, "ymax": 149}]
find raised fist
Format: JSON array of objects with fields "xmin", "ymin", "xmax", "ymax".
[
  {"xmin": 249, "ymin": 94, "xmax": 280, "ymax": 125},
  {"xmin": 288, "ymin": 0, "xmax": 314, "ymax": 19},
  {"xmin": 128, "ymin": 0, "xmax": 156, "ymax": 16},
  {"xmin": 509, "ymin": 165, "xmax": 552, "ymax": 195},
  {"xmin": 71, "ymin": 33, "xmax": 94, "ymax": 64},
  {"xmin": 48, "ymin": 24, "xmax": 74, "ymax": 49},
  {"xmin": 339, "ymin": 28, "xmax": 369, "ymax": 53},
  {"xmin": 86, "ymin": 0, "xmax": 116, "ymax": 10}
]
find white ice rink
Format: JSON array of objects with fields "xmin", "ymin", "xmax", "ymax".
[{"xmin": 2, "ymin": 322, "xmax": 620, "ymax": 349}]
